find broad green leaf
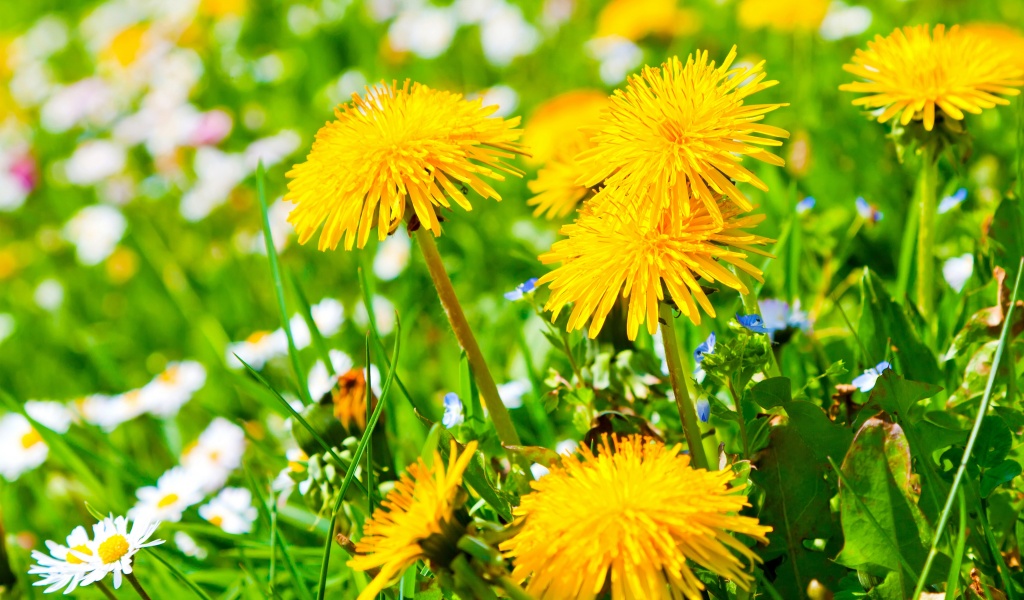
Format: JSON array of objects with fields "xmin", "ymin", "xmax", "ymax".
[
  {"xmin": 858, "ymin": 269, "xmax": 941, "ymax": 384},
  {"xmin": 990, "ymin": 197, "xmax": 1024, "ymax": 284},
  {"xmin": 980, "ymin": 460, "xmax": 1021, "ymax": 498},
  {"xmin": 750, "ymin": 377, "xmax": 792, "ymax": 409},
  {"xmin": 972, "ymin": 415, "xmax": 1013, "ymax": 469},
  {"xmin": 835, "ymin": 418, "xmax": 932, "ymax": 598}
]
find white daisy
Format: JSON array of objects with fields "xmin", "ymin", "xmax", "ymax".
[
  {"xmin": 271, "ymin": 448, "xmax": 309, "ymax": 505},
  {"xmin": 128, "ymin": 467, "xmax": 204, "ymax": 523},
  {"xmin": 142, "ymin": 361, "xmax": 206, "ymax": 417},
  {"xmin": 0, "ymin": 403, "xmax": 72, "ymax": 481},
  {"xmin": 62, "ymin": 204, "xmax": 127, "ymax": 266},
  {"xmin": 81, "ymin": 516, "xmax": 164, "ymax": 589},
  {"xmin": 307, "ymin": 350, "xmax": 355, "ymax": 399},
  {"xmin": 199, "ymin": 487, "xmax": 258, "ymax": 534},
  {"xmin": 181, "ymin": 418, "xmax": 246, "ymax": 493},
  {"xmin": 226, "ymin": 329, "xmax": 288, "ymax": 370},
  {"xmin": 28, "ymin": 525, "xmax": 95, "ymax": 594},
  {"xmin": 173, "ymin": 531, "xmax": 208, "ymax": 560},
  {"xmin": 372, "ymin": 230, "xmax": 411, "ymax": 281}
]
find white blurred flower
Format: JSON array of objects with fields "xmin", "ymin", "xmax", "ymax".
[
  {"xmin": 311, "ymin": 297, "xmax": 345, "ymax": 337},
  {"xmin": 65, "ymin": 140, "xmax": 127, "ymax": 185},
  {"xmin": 25, "ymin": 400, "xmax": 74, "ymax": 433},
  {"xmin": 27, "ymin": 525, "xmax": 93, "ymax": 594},
  {"xmin": 354, "ymin": 295, "xmax": 396, "ymax": 336},
  {"xmin": 0, "ymin": 149, "xmax": 34, "ymax": 210},
  {"xmin": 199, "ymin": 487, "xmax": 258, "ymax": 534},
  {"xmin": 180, "ymin": 147, "xmax": 247, "ymax": 221},
  {"xmin": 586, "ymin": 36, "xmax": 643, "ymax": 84},
  {"xmin": 389, "ymin": 7, "xmax": 458, "ymax": 59},
  {"xmin": 474, "ymin": 85, "xmax": 519, "ymax": 117},
  {"xmin": 819, "ymin": 2, "xmax": 872, "ymax": 41},
  {"xmin": 555, "ymin": 439, "xmax": 578, "ymax": 455},
  {"xmin": 11, "ymin": 16, "xmax": 70, "ymax": 64},
  {"xmin": 34, "ymin": 279, "xmax": 64, "ymax": 312},
  {"xmin": 243, "ymin": 130, "xmax": 301, "ymax": 170},
  {"xmin": 330, "ymin": 70, "xmax": 368, "ymax": 105},
  {"xmin": 454, "ymin": 0, "xmax": 503, "ymax": 23},
  {"xmin": 530, "ymin": 463, "xmax": 550, "ymax": 479},
  {"xmin": 542, "ymin": 0, "xmax": 575, "ymax": 27},
  {"xmin": 9, "ymin": 62, "xmax": 55, "ymax": 107},
  {"xmin": 0, "ymin": 404, "xmax": 71, "ymax": 481},
  {"xmin": 128, "ymin": 467, "xmax": 204, "ymax": 523},
  {"xmin": 227, "ymin": 329, "xmax": 287, "ymax": 369},
  {"xmin": 308, "ymin": 350, "xmax": 355, "ymax": 399},
  {"xmin": 181, "ymin": 417, "xmax": 246, "ymax": 494},
  {"xmin": 373, "ymin": 230, "xmax": 411, "ymax": 281},
  {"xmin": 173, "ymin": 531, "xmax": 208, "ymax": 560},
  {"xmin": 41, "ymin": 78, "xmax": 119, "ymax": 133},
  {"xmin": 63, "ymin": 204, "xmax": 127, "ymax": 266},
  {"xmin": 0, "ymin": 314, "xmax": 12, "ymax": 345},
  {"xmin": 497, "ymin": 379, "xmax": 530, "ymax": 409},
  {"xmin": 480, "ymin": 4, "xmax": 539, "ymax": 66},
  {"xmin": 943, "ymin": 253, "xmax": 974, "ymax": 293},
  {"xmin": 240, "ymin": 199, "xmax": 295, "ymax": 254},
  {"xmin": 143, "ymin": 361, "xmax": 207, "ymax": 417}
]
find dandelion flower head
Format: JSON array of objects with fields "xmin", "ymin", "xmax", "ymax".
[
  {"xmin": 348, "ymin": 440, "xmax": 478, "ymax": 600},
  {"xmin": 840, "ymin": 24, "xmax": 1024, "ymax": 131},
  {"xmin": 737, "ymin": 0, "xmax": 829, "ymax": 32},
  {"xmin": 286, "ymin": 80, "xmax": 525, "ymax": 251},
  {"xmin": 538, "ymin": 194, "xmax": 772, "ymax": 340},
  {"xmin": 577, "ymin": 48, "xmax": 788, "ymax": 225},
  {"xmin": 500, "ymin": 435, "xmax": 770, "ymax": 600}
]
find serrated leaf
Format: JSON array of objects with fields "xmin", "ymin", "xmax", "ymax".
[{"xmin": 858, "ymin": 269, "xmax": 941, "ymax": 384}]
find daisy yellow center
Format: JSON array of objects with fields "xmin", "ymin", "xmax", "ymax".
[
  {"xmin": 209, "ymin": 515, "xmax": 224, "ymax": 527},
  {"xmin": 125, "ymin": 390, "xmax": 142, "ymax": 405},
  {"xmin": 66, "ymin": 544, "xmax": 93, "ymax": 565},
  {"xmin": 20, "ymin": 428, "xmax": 43, "ymax": 449},
  {"xmin": 246, "ymin": 331, "xmax": 269, "ymax": 344},
  {"xmin": 98, "ymin": 535, "xmax": 130, "ymax": 564},
  {"xmin": 157, "ymin": 493, "xmax": 180, "ymax": 508},
  {"xmin": 159, "ymin": 366, "xmax": 180, "ymax": 383}
]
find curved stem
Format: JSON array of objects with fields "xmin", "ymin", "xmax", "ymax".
[
  {"xmin": 126, "ymin": 572, "xmax": 154, "ymax": 600},
  {"xmin": 96, "ymin": 581, "xmax": 119, "ymax": 600},
  {"xmin": 413, "ymin": 227, "xmax": 521, "ymax": 446},
  {"xmin": 658, "ymin": 303, "xmax": 710, "ymax": 471},
  {"xmin": 915, "ymin": 146, "xmax": 939, "ymax": 325}
]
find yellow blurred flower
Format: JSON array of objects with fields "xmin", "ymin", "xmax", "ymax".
[
  {"xmin": 200, "ymin": 0, "xmax": 248, "ymax": 18},
  {"xmin": 578, "ymin": 49, "xmax": 788, "ymax": 226},
  {"xmin": 349, "ymin": 441, "xmax": 478, "ymax": 600},
  {"xmin": 522, "ymin": 91, "xmax": 607, "ymax": 166},
  {"xmin": 840, "ymin": 24, "xmax": 1024, "ymax": 131},
  {"xmin": 596, "ymin": 0, "xmax": 699, "ymax": 41},
  {"xmin": 101, "ymin": 24, "xmax": 151, "ymax": 68},
  {"xmin": 105, "ymin": 247, "xmax": 138, "ymax": 284},
  {"xmin": 962, "ymin": 23, "xmax": 1024, "ymax": 70},
  {"xmin": 737, "ymin": 0, "xmax": 828, "ymax": 32},
  {"xmin": 537, "ymin": 195, "xmax": 772, "ymax": 340},
  {"xmin": 501, "ymin": 435, "xmax": 771, "ymax": 600},
  {"xmin": 523, "ymin": 91, "xmax": 608, "ymax": 219},
  {"xmin": 286, "ymin": 81, "xmax": 524, "ymax": 250}
]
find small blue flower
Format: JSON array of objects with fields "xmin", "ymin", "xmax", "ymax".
[
  {"xmin": 442, "ymin": 392, "xmax": 464, "ymax": 428},
  {"xmin": 796, "ymin": 197, "xmax": 816, "ymax": 214},
  {"xmin": 851, "ymin": 361, "xmax": 892, "ymax": 392},
  {"xmin": 693, "ymin": 332, "xmax": 716, "ymax": 364},
  {"xmin": 736, "ymin": 313, "xmax": 770, "ymax": 334},
  {"xmin": 855, "ymin": 196, "xmax": 883, "ymax": 223},
  {"xmin": 696, "ymin": 398, "xmax": 711, "ymax": 423},
  {"xmin": 504, "ymin": 277, "xmax": 538, "ymax": 301},
  {"xmin": 938, "ymin": 187, "xmax": 967, "ymax": 214}
]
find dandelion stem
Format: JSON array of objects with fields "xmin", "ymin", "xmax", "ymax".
[
  {"xmin": 413, "ymin": 227, "xmax": 521, "ymax": 446},
  {"xmin": 915, "ymin": 145, "xmax": 939, "ymax": 325},
  {"xmin": 126, "ymin": 572, "xmax": 154, "ymax": 600},
  {"xmin": 658, "ymin": 302, "xmax": 710, "ymax": 471},
  {"xmin": 96, "ymin": 581, "xmax": 119, "ymax": 600}
]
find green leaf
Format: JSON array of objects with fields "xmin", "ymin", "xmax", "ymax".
[
  {"xmin": 750, "ymin": 377, "xmax": 792, "ymax": 409},
  {"xmin": 835, "ymin": 418, "xmax": 931, "ymax": 597},
  {"xmin": 990, "ymin": 197, "xmax": 1024, "ymax": 284},
  {"xmin": 751, "ymin": 403, "xmax": 850, "ymax": 598},
  {"xmin": 980, "ymin": 459, "xmax": 1022, "ymax": 498},
  {"xmin": 972, "ymin": 415, "xmax": 1013, "ymax": 469},
  {"xmin": 858, "ymin": 269, "xmax": 940, "ymax": 384}
]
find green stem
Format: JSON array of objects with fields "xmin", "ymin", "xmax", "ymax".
[
  {"xmin": 658, "ymin": 303, "xmax": 710, "ymax": 471},
  {"xmin": 96, "ymin": 581, "xmax": 119, "ymax": 600},
  {"xmin": 126, "ymin": 572, "xmax": 154, "ymax": 600},
  {"xmin": 736, "ymin": 270, "xmax": 783, "ymax": 378},
  {"xmin": 413, "ymin": 227, "xmax": 521, "ymax": 447},
  {"xmin": 915, "ymin": 145, "xmax": 939, "ymax": 324},
  {"xmin": 729, "ymin": 380, "xmax": 750, "ymax": 459}
]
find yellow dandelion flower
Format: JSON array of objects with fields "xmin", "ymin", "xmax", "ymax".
[
  {"xmin": 523, "ymin": 91, "xmax": 608, "ymax": 219},
  {"xmin": 840, "ymin": 24, "xmax": 1024, "ymax": 132},
  {"xmin": 537, "ymin": 195, "xmax": 772, "ymax": 340},
  {"xmin": 962, "ymin": 23, "xmax": 1024, "ymax": 71},
  {"xmin": 595, "ymin": 0, "xmax": 699, "ymax": 41},
  {"xmin": 286, "ymin": 81, "xmax": 524, "ymax": 251},
  {"xmin": 578, "ymin": 49, "xmax": 789, "ymax": 225},
  {"xmin": 349, "ymin": 440, "xmax": 478, "ymax": 600},
  {"xmin": 500, "ymin": 435, "xmax": 771, "ymax": 600},
  {"xmin": 737, "ymin": 0, "xmax": 828, "ymax": 32},
  {"xmin": 329, "ymin": 367, "xmax": 370, "ymax": 432}
]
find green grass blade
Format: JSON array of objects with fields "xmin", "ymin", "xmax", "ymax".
[
  {"xmin": 255, "ymin": 161, "xmax": 311, "ymax": 405},
  {"xmin": 358, "ymin": 264, "xmax": 438, "ymax": 421},
  {"xmin": 235, "ymin": 354, "xmax": 368, "ymax": 497},
  {"xmin": 290, "ymin": 271, "xmax": 336, "ymax": 378},
  {"xmin": 149, "ymin": 548, "xmax": 214, "ymax": 600},
  {"xmin": 317, "ymin": 318, "xmax": 402, "ymax": 600},
  {"xmin": 912, "ymin": 257, "xmax": 1024, "ymax": 600},
  {"xmin": 247, "ymin": 471, "xmax": 313, "ymax": 600}
]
